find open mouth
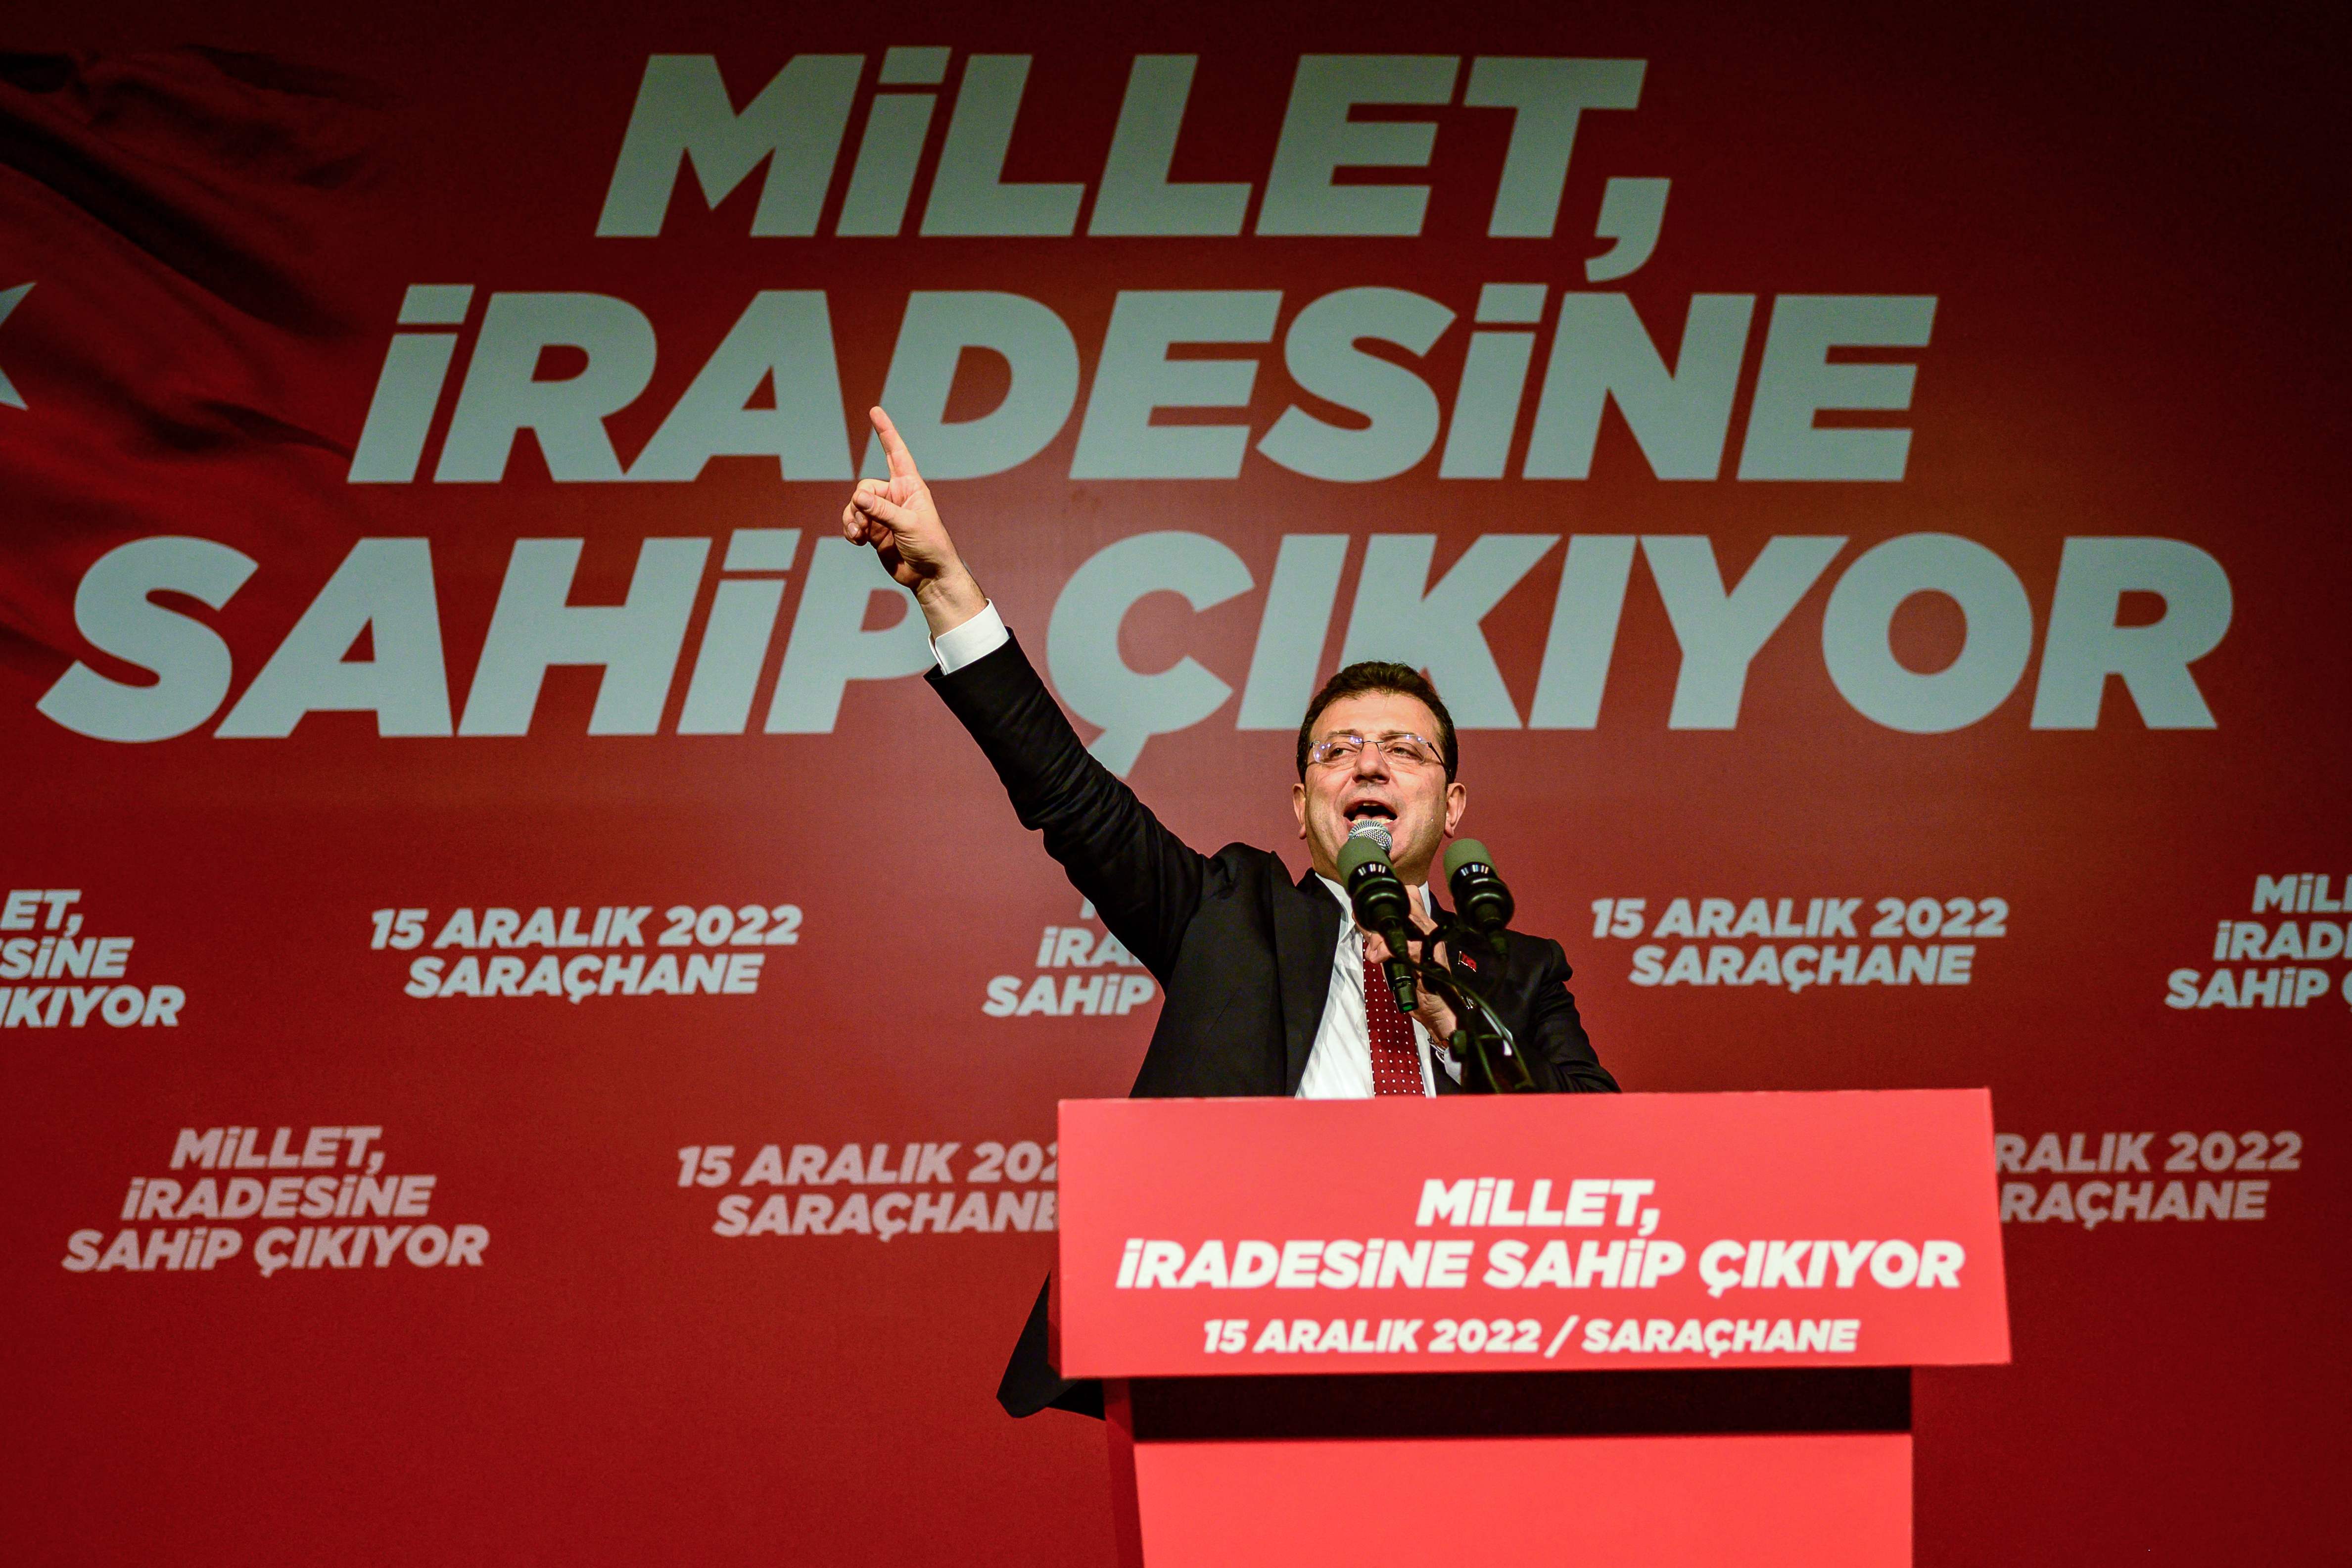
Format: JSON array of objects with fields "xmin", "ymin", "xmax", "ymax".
[{"xmin": 1345, "ymin": 802, "xmax": 1397, "ymax": 823}]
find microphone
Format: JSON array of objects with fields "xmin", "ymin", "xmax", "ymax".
[
  {"xmin": 1338, "ymin": 822, "xmax": 1418, "ymax": 1012},
  {"xmin": 1444, "ymin": 839, "xmax": 1515, "ymax": 955}
]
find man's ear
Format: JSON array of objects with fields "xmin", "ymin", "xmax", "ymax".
[
  {"xmin": 1444, "ymin": 781, "xmax": 1467, "ymax": 836},
  {"xmin": 1292, "ymin": 781, "xmax": 1308, "ymax": 839}
]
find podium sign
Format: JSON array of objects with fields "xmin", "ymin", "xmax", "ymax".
[
  {"xmin": 1058, "ymin": 1092, "xmax": 2008, "ymax": 1567},
  {"xmin": 1057, "ymin": 1090, "xmax": 2008, "ymax": 1378}
]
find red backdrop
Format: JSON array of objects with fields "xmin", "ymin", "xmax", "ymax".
[{"xmin": 3, "ymin": 2, "xmax": 2346, "ymax": 1563}]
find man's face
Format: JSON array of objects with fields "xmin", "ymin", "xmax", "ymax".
[{"xmin": 1292, "ymin": 691, "xmax": 1467, "ymax": 886}]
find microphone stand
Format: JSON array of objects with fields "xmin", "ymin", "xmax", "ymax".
[
  {"xmin": 1348, "ymin": 854, "xmax": 1530, "ymax": 1092},
  {"xmin": 1401, "ymin": 928, "xmax": 1535, "ymax": 1094}
]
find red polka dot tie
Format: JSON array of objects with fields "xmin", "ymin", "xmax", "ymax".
[{"xmin": 1364, "ymin": 948, "xmax": 1426, "ymax": 1096}]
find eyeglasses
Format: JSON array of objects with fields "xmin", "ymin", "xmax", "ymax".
[{"xmin": 1307, "ymin": 732, "xmax": 1445, "ymax": 769}]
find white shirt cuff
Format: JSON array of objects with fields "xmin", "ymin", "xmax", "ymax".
[{"xmin": 930, "ymin": 602, "xmax": 1008, "ymax": 673}]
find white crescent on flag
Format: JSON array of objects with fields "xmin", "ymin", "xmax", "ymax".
[{"xmin": 0, "ymin": 282, "xmax": 27, "ymax": 408}]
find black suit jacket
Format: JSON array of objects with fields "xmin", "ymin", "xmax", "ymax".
[{"xmin": 927, "ymin": 633, "xmax": 1618, "ymax": 1416}]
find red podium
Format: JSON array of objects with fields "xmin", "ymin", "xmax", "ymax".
[{"xmin": 1054, "ymin": 1091, "xmax": 2008, "ymax": 1568}]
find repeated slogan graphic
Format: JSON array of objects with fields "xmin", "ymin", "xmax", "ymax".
[
  {"xmin": 0, "ymin": 889, "xmax": 186, "ymax": 1031},
  {"xmin": 63, "ymin": 1125, "xmax": 487, "ymax": 1278},
  {"xmin": 2, "ymin": 15, "xmax": 2344, "ymax": 1568}
]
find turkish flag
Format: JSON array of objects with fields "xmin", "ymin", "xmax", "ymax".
[{"xmin": 0, "ymin": 48, "xmax": 387, "ymax": 696}]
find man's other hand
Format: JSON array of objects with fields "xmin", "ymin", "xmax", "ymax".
[
  {"xmin": 841, "ymin": 406, "xmax": 988, "ymax": 638},
  {"xmin": 1363, "ymin": 886, "xmax": 1459, "ymax": 1042}
]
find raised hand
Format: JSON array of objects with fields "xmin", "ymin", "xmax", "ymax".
[{"xmin": 841, "ymin": 406, "xmax": 988, "ymax": 637}]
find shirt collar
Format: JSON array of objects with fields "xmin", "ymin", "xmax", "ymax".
[{"xmin": 1315, "ymin": 874, "xmax": 1429, "ymax": 921}]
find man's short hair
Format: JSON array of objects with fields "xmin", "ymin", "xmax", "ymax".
[{"xmin": 1296, "ymin": 662, "xmax": 1459, "ymax": 781}]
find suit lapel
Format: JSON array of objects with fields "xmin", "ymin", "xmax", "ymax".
[{"xmin": 1274, "ymin": 865, "xmax": 1342, "ymax": 1094}]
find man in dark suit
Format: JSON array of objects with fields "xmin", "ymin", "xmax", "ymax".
[{"xmin": 840, "ymin": 408, "xmax": 1618, "ymax": 1417}]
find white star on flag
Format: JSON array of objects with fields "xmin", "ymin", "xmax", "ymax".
[{"xmin": 0, "ymin": 283, "xmax": 31, "ymax": 409}]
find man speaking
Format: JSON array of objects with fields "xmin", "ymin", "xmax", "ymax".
[{"xmin": 839, "ymin": 408, "xmax": 1618, "ymax": 1416}]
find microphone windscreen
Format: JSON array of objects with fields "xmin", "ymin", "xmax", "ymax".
[
  {"xmin": 1338, "ymin": 832, "xmax": 1391, "ymax": 879},
  {"xmin": 1444, "ymin": 839, "xmax": 1493, "ymax": 878}
]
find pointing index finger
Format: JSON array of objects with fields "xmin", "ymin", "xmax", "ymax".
[{"xmin": 870, "ymin": 406, "xmax": 922, "ymax": 483}]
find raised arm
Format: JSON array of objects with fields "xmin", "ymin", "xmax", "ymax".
[{"xmin": 842, "ymin": 409, "xmax": 1208, "ymax": 978}]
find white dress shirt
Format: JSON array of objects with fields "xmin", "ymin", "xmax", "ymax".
[
  {"xmin": 1295, "ymin": 876, "xmax": 1458, "ymax": 1098},
  {"xmin": 930, "ymin": 606, "xmax": 1456, "ymax": 1097},
  {"xmin": 931, "ymin": 602, "xmax": 1009, "ymax": 672}
]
